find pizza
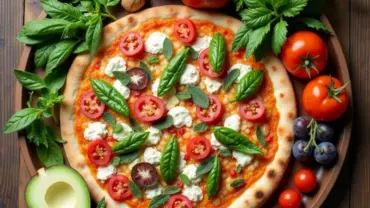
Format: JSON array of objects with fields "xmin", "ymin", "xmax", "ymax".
[{"xmin": 60, "ymin": 5, "xmax": 296, "ymax": 208}]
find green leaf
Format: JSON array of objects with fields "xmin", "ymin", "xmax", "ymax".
[
  {"xmin": 41, "ymin": 0, "xmax": 83, "ymax": 22},
  {"xmin": 246, "ymin": 24, "xmax": 271, "ymax": 58},
  {"xmin": 17, "ymin": 28, "xmax": 45, "ymax": 45},
  {"xmin": 209, "ymin": 33, "xmax": 226, "ymax": 73},
  {"xmin": 187, "ymin": 84, "xmax": 209, "ymax": 108},
  {"xmin": 113, "ymin": 71, "xmax": 131, "ymax": 86},
  {"xmin": 73, "ymin": 41, "xmax": 89, "ymax": 54},
  {"xmin": 299, "ymin": 17, "xmax": 332, "ymax": 34},
  {"xmin": 36, "ymin": 139, "xmax": 64, "ymax": 167},
  {"xmin": 233, "ymin": 70, "xmax": 264, "ymax": 101},
  {"xmin": 103, "ymin": 112, "xmax": 115, "ymax": 126},
  {"xmin": 163, "ymin": 186, "xmax": 181, "ymax": 195},
  {"xmin": 253, "ymin": 32, "xmax": 271, "ymax": 62},
  {"xmin": 86, "ymin": 15, "xmax": 103, "ymax": 56},
  {"xmin": 231, "ymin": 25, "xmax": 250, "ymax": 52},
  {"xmin": 270, "ymin": 0, "xmax": 290, "ymax": 10},
  {"xmin": 107, "ymin": 0, "xmax": 121, "ymax": 6},
  {"xmin": 163, "ymin": 38, "xmax": 173, "ymax": 60},
  {"xmin": 160, "ymin": 136, "xmax": 179, "ymax": 183},
  {"xmin": 45, "ymin": 125, "xmax": 66, "ymax": 144},
  {"xmin": 34, "ymin": 43, "xmax": 56, "ymax": 68},
  {"xmin": 213, "ymin": 126, "xmax": 263, "ymax": 155},
  {"xmin": 146, "ymin": 56, "xmax": 160, "ymax": 64},
  {"xmin": 230, "ymin": 178, "xmax": 245, "ymax": 188},
  {"xmin": 176, "ymin": 92, "xmax": 192, "ymax": 100},
  {"xmin": 193, "ymin": 123, "xmax": 208, "ymax": 133},
  {"xmin": 256, "ymin": 125, "xmax": 267, "ymax": 147},
  {"xmin": 110, "ymin": 156, "xmax": 121, "ymax": 166},
  {"xmin": 188, "ymin": 47, "xmax": 199, "ymax": 59},
  {"xmin": 222, "ymin": 69, "xmax": 240, "ymax": 91},
  {"xmin": 180, "ymin": 173, "xmax": 191, "ymax": 186},
  {"xmin": 96, "ymin": 198, "xmax": 106, "ymax": 208},
  {"xmin": 218, "ymin": 148, "xmax": 232, "ymax": 157},
  {"xmin": 113, "ymin": 124, "xmax": 123, "ymax": 133},
  {"xmin": 140, "ymin": 61, "xmax": 152, "ymax": 80},
  {"xmin": 281, "ymin": 0, "xmax": 307, "ymax": 17},
  {"xmin": 112, "ymin": 132, "xmax": 149, "ymax": 154},
  {"xmin": 196, "ymin": 156, "xmax": 215, "ymax": 177},
  {"xmin": 129, "ymin": 118, "xmax": 143, "ymax": 132},
  {"xmin": 26, "ymin": 119, "xmax": 48, "ymax": 147},
  {"xmin": 13, "ymin": 69, "xmax": 46, "ymax": 90},
  {"xmin": 152, "ymin": 115, "xmax": 174, "ymax": 130},
  {"xmin": 44, "ymin": 68, "xmax": 67, "ymax": 91},
  {"xmin": 240, "ymin": 7, "xmax": 272, "ymax": 29},
  {"xmin": 90, "ymin": 79, "xmax": 130, "ymax": 116},
  {"xmin": 129, "ymin": 181, "xmax": 142, "ymax": 198},
  {"xmin": 234, "ymin": 0, "xmax": 246, "ymax": 11},
  {"xmin": 4, "ymin": 108, "xmax": 43, "ymax": 133},
  {"xmin": 271, "ymin": 20, "xmax": 288, "ymax": 55},
  {"xmin": 244, "ymin": 0, "xmax": 266, "ymax": 8},
  {"xmin": 118, "ymin": 151, "xmax": 140, "ymax": 163},
  {"xmin": 148, "ymin": 194, "xmax": 170, "ymax": 208},
  {"xmin": 22, "ymin": 19, "xmax": 70, "ymax": 37},
  {"xmin": 236, "ymin": 164, "xmax": 242, "ymax": 173},
  {"xmin": 46, "ymin": 40, "xmax": 77, "ymax": 74},
  {"xmin": 206, "ymin": 156, "xmax": 221, "ymax": 199}
]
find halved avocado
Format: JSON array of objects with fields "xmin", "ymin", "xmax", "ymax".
[{"xmin": 25, "ymin": 165, "xmax": 91, "ymax": 208}]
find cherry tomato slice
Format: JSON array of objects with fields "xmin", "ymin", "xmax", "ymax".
[
  {"xmin": 199, "ymin": 48, "xmax": 226, "ymax": 78},
  {"xmin": 80, "ymin": 92, "xmax": 105, "ymax": 119},
  {"xmin": 196, "ymin": 95, "xmax": 224, "ymax": 124},
  {"xmin": 107, "ymin": 175, "xmax": 132, "ymax": 201},
  {"xmin": 186, "ymin": 136, "xmax": 212, "ymax": 160},
  {"xmin": 134, "ymin": 95, "xmax": 166, "ymax": 123},
  {"xmin": 119, "ymin": 32, "xmax": 145, "ymax": 57},
  {"xmin": 127, "ymin": 67, "xmax": 149, "ymax": 90},
  {"xmin": 87, "ymin": 139, "xmax": 112, "ymax": 166},
  {"xmin": 279, "ymin": 189, "xmax": 302, "ymax": 208},
  {"xmin": 239, "ymin": 99, "xmax": 265, "ymax": 122},
  {"xmin": 168, "ymin": 194, "xmax": 193, "ymax": 208},
  {"xmin": 174, "ymin": 18, "xmax": 197, "ymax": 44},
  {"xmin": 294, "ymin": 169, "xmax": 317, "ymax": 193}
]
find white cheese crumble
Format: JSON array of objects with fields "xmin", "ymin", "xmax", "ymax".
[
  {"xmin": 104, "ymin": 57, "xmax": 127, "ymax": 77},
  {"xmin": 145, "ymin": 185, "xmax": 163, "ymax": 199},
  {"xmin": 113, "ymin": 80, "xmax": 130, "ymax": 99},
  {"xmin": 180, "ymin": 64, "xmax": 200, "ymax": 85},
  {"xmin": 112, "ymin": 123, "xmax": 133, "ymax": 141},
  {"xmin": 229, "ymin": 64, "xmax": 252, "ymax": 83},
  {"xmin": 143, "ymin": 147, "xmax": 162, "ymax": 165},
  {"xmin": 145, "ymin": 32, "xmax": 169, "ymax": 54},
  {"xmin": 183, "ymin": 164, "xmax": 201, "ymax": 184},
  {"xmin": 183, "ymin": 185, "xmax": 203, "ymax": 202},
  {"xmin": 210, "ymin": 133, "xmax": 227, "ymax": 150},
  {"xmin": 84, "ymin": 122, "xmax": 108, "ymax": 141},
  {"xmin": 232, "ymin": 151, "xmax": 253, "ymax": 167},
  {"xmin": 191, "ymin": 36, "xmax": 212, "ymax": 55},
  {"xmin": 224, "ymin": 114, "xmax": 241, "ymax": 132},
  {"xmin": 151, "ymin": 79, "xmax": 160, "ymax": 96},
  {"xmin": 168, "ymin": 106, "xmax": 193, "ymax": 128},
  {"xmin": 204, "ymin": 77, "xmax": 222, "ymax": 94},
  {"xmin": 96, "ymin": 165, "xmax": 116, "ymax": 182},
  {"xmin": 166, "ymin": 96, "xmax": 180, "ymax": 110},
  {"xmin": 179, "ymin": 152, "xmax": 187, "ymax": 171},
  {"xmin": 145, "ymin": 127, "xmax": 162, "ymax": 145}
]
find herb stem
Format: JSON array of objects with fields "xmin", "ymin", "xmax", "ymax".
[
  {"xmin": 101, "ymin": 12, "xmax": 117, "ymax": 21},
  {"xmin": 304, "ymin": 119, "xmax": 322, "ymax": 153}
]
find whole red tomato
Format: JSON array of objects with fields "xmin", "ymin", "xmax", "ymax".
[
  {"xmin": 281, "ymin": 31, "xmax": 328, "ymax": 79},
  {"xmin": 182, "ymin": 0, "xmax": 229, "ymax": 8},
  {"xmin": 294, "ymin": 169, "xmax": 317, "ymax": 193},
  {"xmin": 303, "ymin": 75, "xmax": 349, "ymax": 121},
  {"xmin": 279, "ymin": 189, "xmax": 302, "ymax": 208}
]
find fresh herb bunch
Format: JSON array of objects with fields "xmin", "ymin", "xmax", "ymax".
[{"xmin": 232, "ymin": 0, "xmax": 331, "ymax": 61}]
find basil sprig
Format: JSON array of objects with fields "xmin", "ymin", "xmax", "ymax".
[
  {"xmin": 157, "ymin": 48, "xmax": 189, "ymax": 96},
  {"xmin": 112, "ymin": 132, "xmax": 149, "ymax": 154},
  {"xmin": 206, "ymin": 156, "xmax": 221, "ymax": 199},
  {"xmin": 213, "ymin": 127, "xmax": 263, "ymax": 155},
  {"xmin": 90, "ymin": 79, "xmax": 130, "ymax": 117},
  {"xmin": 209, "ymin": 33, "xmax": 226, "ymax": 73},
  {"xmin": 230, "ymin": 178, "xmax": 245, "ymax": 188},
  {"xmin": 160, "ymin": 136, "xmax": 180, "ymax": 184},
  {"xmin": 232, "ymin": 70, "xmax": 264, "ymax": 102}
]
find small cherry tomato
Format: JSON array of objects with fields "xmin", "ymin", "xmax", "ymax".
[
  {"xmin": 134, "ymin": 95, "xmax": 166, "ymax": 123},
  {"xmin": 107, "ymin": 175, "xmax": 132, "ymax": 201},
  {"xmin": 229, "ymin": 170, "xmax": 237, "ymax": 178},
  {"xmin": 174, "ymin": 18, "xmax": 197, "ymax": 44},
  {"xmin": 281, "ymin": 31, "xmax": 328, "ymax": 79},
  {"xmin": 302, "ymin": 75, "xmax": 349, "ymax": 121},
  {"xmin": 168, "ymin": 194, "xmax": 193, "ymax": 208},
  {"xmin": 196, "ymin": 95, "xmax": 224, "ymax": 123},
  {"xmin": 294, "ymin": 169, "xmax": 317, "ymax": 193},
  {"xmin": 235, "ymin": 48, "xmax": 245, "ymax": 58},
  {"xmin": 239, "ymin": 99, "xmax": 265, "ymax": 122},
  {"xmin": 176, "ymin": 180, "xmax": 184, "ymax": 188},
  {"xmin": 199, "ymin": 48, "xmax": 226, "ymax": 78},
  {"xmin": 186, "ymin": 136, "xmax": 212, "ymax": 160},
  {"xmin": 279, "ymin": 189, "xmax": 302, "ymax": 208},
  {"xmin": 87, "ymin": 139, "xmax": 112, "ymax": 166},
  {"xmin": 80, "ymin": 91, "xmax": 105, "ymax": 119},
  {"xmin": 127, "ymin": 67, "xmax": 149, "ymax": 90},
  {"xmin": 119, "ymin": 32, "xmax": 145, "ymax": 57}
]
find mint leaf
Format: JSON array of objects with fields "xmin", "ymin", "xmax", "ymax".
[
  {"xmin": 299, "ymin": 17, "xmax": 332, "ymax": 34},
  {"xmin": 281, "ymin": 0, "xmax": 307, "ymax": 17},
  {"xmin": 271, "ymin": 20, "xmax": 288, "ymax": 55},
  {"xmin": 240, "ymin": 7, "xmax": 272, "ymax": 29},
  {"xmin": 246, "ymin": 24, "xmax": 271, "ymax": 58},
  {"xmin": 231, "ymin": 25, "xmax": 250, "ymax": 52},
  {"xmin": 14, "ymin": 69, "xmax": 47, "ymax": 90}
]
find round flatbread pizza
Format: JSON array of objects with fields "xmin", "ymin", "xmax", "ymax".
[{"xmin": 61, "ymin": 5, "xmax": 296, "ymax": 208}]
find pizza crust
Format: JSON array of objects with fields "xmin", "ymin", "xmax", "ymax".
[{"xmin": 60, "ymin": 5, "xmax": 296, "ymax": 208}]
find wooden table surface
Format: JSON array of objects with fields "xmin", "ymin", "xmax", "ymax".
[{"xmin": 0, "ymin": 0, "xmax": 369, "ymax": 207}]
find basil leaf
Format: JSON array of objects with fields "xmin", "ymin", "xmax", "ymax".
[
  {"xmin": 160, "ymin": 136, "xmax": 179, "ymax": 183},
  {"xmin": 113, "ymin": 71, "xmax": 131, "ymax": 86},
  {"xmin": 206, "ymin": 156, "xmax": 221, "ymax": 199},
  {"xmin": 281, "ymin": 0, "xmax": 307, "ymax": 17},
  {"xmin": 193, "ymin": 123, "xmax": 208, "ymax": 133},
  {"xmin": 236, "ymin": 164, "xmax": 242, "ymax": 173},
  {"xmin": 180, "ymin": 173, "xmax": 191, "ymax": 186},
  {"xmin": 44, "ymin": 68, "xmax": 67, "ymax": 91},
  {"xmin": 90, "ymin": 79, "xmax": 130, "ymax": 116},
  {"xmin": 44, "ymin": 125, "xmax": 66, "ymax": 144},
  {"xmin": 118, "ymin": 151, "xmax": 140, "ymax": 163},
  {"xmin": 17, "ymin": 28, "xmax": 45, "ymax": 45},
  {"xmin": 163, "ymin": 37, "xmax": 173, "ymax": 60},
  {"xmin": 130, "ymin": 118, "xmax": 143, "ymax": 132},
  {"xmin": 113, "ymin": 124, "xmax": 123, "ymax": 133},
  {"xmin": 246, "ymin": 24, "xmax": 271, "ymax": 59},
  {"xmin": 110, "ymin": 157, "xmax": 121, "ymax": 166},
  {"xmin": 231, "ymin": 25, "xmax": 250, "ymax": 52},
  {"xmin": 253, "ymin": 32, "xmax": 270, "ymax": 62},
  {"xmin": 13, "ymin": 69, "xmax": 46, "ymax": 90},
  {"xmin": 73, "ymin": 41, "xmax": 89, "ymax": 54},
  {"xmin": 140, "ymin": 61, "xmax": 152, "ymax": 80},
  {"xmin": 187, "ymin": 84, "xmax": 209, "ymax": 108},
  {"xmin": 146, "ymin": 56, "xmax": 160, "ymax": 64},
  {"xmin": 256, "ymin": 125, "xmax": 267, "ymax": 147},
  {"xmin": 34, "ymin": 43, "xmax": 55, "ymax": 68},
  {"xmin": 196, "ymin": 156, "xmax": 215, "ymax": 177},
  {"xmin": 96, "ymin": 198, "xmax": 106, "ymax": 208},
  {"xmin": 4, "ymin": 108, "xmax": 43, "ymax": 133},
  {"xmin": 209, "ymin": 33, "xmax": 226, "ymax": 73},
  {"xmin": 149, "ymin": 194, "xmax": 170, "ymax": 208},
  {"xmin": 103, "ymin": 112, "xmax": 115, "ymax": 126},
  {"xmin": 86, "ymin": 15, "xmax": 103, "ymax": 56},
  {"xmin": 41, "ymin": 0, "xmax": 82, "ymax": 22},
  {"xmin": 107, "ymin": 0, "xmax": 121, "ymax": 6},
  {"xmin": 152, "ymin": 115, "xmax": 174, "ymax": 130},
  {"xmin": 176, "ymin": 92, "xmax": 192, "ymax": 100},
  {"xmin": 112, "ymin": 132, "xmax": 149, "ymax": 154},
  {"xmin": 46, "ymin": 40, "xmax": 77, "ymax": 74},
  {"xmin": 218, "ymin": 148, "xmax": 232, "ymax": 157},
  {"xmin": 129, "ymin": 181, "xmax": 142, "ymax": 198},
  {"xmin": 157, "ymin": 48, "xmax": 189, "ymax": 96},
  {"xmin": 230, "ymin": 178, "xmax": 245, "ymax": 188},
  {"xmin": 213, "ymin": 126, "xmax": 263, "ymax": 155},
  {"xmin": 188, "ymin": 47, "xmax": 199, "ymax": 59},
  {"xmin": 233, "ymin": 70, "xmax": 264, "ymax": 101},
  {"xmin": 22, "ymin": 19, "xmax": 70, "ymax": 37},
  {"xmin": 163, "ymin": 186, "xmax": 181, "ymax": 195},
  {"xmin": 272, "ymin": 20, "xmax": 288, "ymax": 55},
  {"xmin": 240, "ymin": 7, "xmax": 272, "ymax": 29},
  {"xmin": 222, "ymin": 69, "xmax": 240, "ymax": 91},
  {"xmin": 36, "ymin": 140, "xmax": 64, "ymax": 167},
  {"xmin": 26, "ymin": 119, "xmax": 48, "ymax": 147},
  {"xmin": 299, "ymin": 17, "xmax": 332, "ymax": 34}
]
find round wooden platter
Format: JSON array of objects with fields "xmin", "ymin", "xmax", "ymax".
[{"xmin": 16, "ymin": 6, "xmax": 352, "ymax": 208}]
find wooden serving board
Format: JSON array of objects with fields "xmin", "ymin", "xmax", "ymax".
[{"xmin": 17, "ymin": 1, "xmax": 353, "ymax": 207}]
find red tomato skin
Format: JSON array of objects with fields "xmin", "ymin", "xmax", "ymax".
[
  {"xmin": 186, "ymin": 136, "xmax": 212, "ymax": 160},
  {"xmin": 302, "ymin": 75, "xmax": 348, "ymax": 121},
  {"xmin": 134, "ymin": 95, "xmax": 166, "ymax": 123},
  {"xmin": 294, "ymin": 169, "xmax": 317, "ymax": 193},
  {"xmin": 80, "ymin": 92, "xmax": 106, "ymax": 119},
  {"xmin": 279, "ymin": 189, "xmax": 302, "ymax": 208},
  {"xmin": 239, "ymin": 99, "xmax": 266, "ymax": 122},
  {"xmin": 119, "ymin": 32, "xmax": 145, "ymax": 57},
  {"xmin": 196, "ymin": 95, "xmax": 224, "ymax": 124},
  {"xmin": 174, "ymin": 18, "xmax": 197, "ymax": 44},
  {"xmin": 281, "ymin": 31, "xmax": 328, "ymax": 79},
  {"xmin": 229, "ymin": 170, "xmax": 237, "ymax": 178},
  {"xmin": 181, "ymin": 0, "xmax": 229, "ymax": 8},
  {"xmin": 107, "ymin": 175, "xmax": 132, "ymax": 201},
  {"xmin": 199, "ymin": 49, "xmax": 226, "ymax": 78},
  {"xmin": 87, "ymin": 139, "xmax": 112, "ymax": 166}
]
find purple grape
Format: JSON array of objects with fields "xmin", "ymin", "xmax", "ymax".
[
  {"xmin": 293, "ymin": 116, "xmax": 311, "ymax": 140},
  {"xmin": 316, "ymin": 123, "xmax": 335, "ymax": 142},
  {"xmin": 292, "ymin": 140, "xmax": 313, "ymax": 162},
  {"xmin": 314, "ymin": 142, "xmax": 337, "ymax": 165}
]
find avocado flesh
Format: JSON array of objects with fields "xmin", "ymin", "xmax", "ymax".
[{"xmin": 25, "ymin": 165, "xmax": 91, "ymax": 208}]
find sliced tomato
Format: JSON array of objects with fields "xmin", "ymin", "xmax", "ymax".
[
  {"xmin": 119, "ymin": 32, "xmax": 144, "ymax": 57},
  {"xmin": 186, "ymin": 136, "xmax": 212, "ymax": 160},
  {"xmin": 127, "ymin": 67, "xmax": 149, "ymax": 90},
  {"xmin": 107, "ymin": 175, "xmax": 132, "ymax": 201},
  {"xmin": 174, "ymin": 18, "xmax": 197, "ymax": 44},
  {"xmin": 134, "ymin": 95, "xmax": 166, "ymax": 123},
  {"xmin": 199, "ymin": 48, "xmax": 226, "ymax": 78},
  {"xmin": 168, "ymin": 194, "xmax": 193, "ymax": 208},
  {"xmin": 196, "ymin": 95, "xmax": 224, "ymax": 123},
  {"xmin": 80, "ymin": 91, "xmax": 105, "ymax": 119},
  {"xmin": 239, "ymin": 99, "xmax": 265, "ymax": 122},
  {"xmin": 87, "ymin": 139, "xmax": 112, "ymax": 166}
]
